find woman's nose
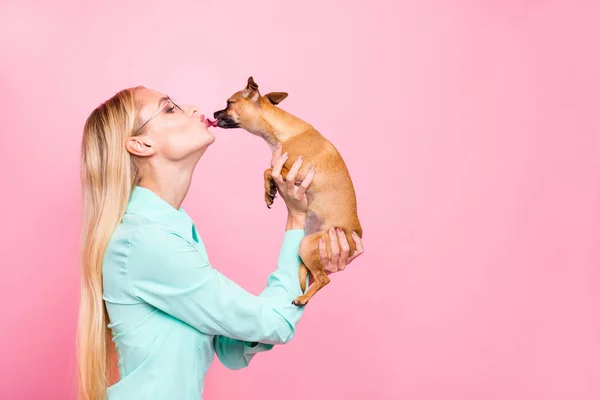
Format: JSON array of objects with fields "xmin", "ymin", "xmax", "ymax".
[{"xmin": 185, "ymin": 105, "xmax": 199, "ymax": 116}]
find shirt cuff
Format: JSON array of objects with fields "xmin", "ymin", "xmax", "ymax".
[
  {"xmin": 277, "ymin": 229, "xmax": 305, "ymax": 267},
  {"xmin": 243, "ymin": 341, "xmax": 275, "ymax": 354}
]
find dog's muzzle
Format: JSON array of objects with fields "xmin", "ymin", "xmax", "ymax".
[{"xmin": 213, "ymin": 109, "xmax": 239, "ymax": 129}]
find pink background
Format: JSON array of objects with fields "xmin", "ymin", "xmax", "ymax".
[{"xmin": 1, "ymin": 1, "xmax": 599, "ymax": 399}]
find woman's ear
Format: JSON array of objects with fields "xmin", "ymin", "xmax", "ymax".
[{"xmin": 126, "ymin": 136, "xmax": 156, "ymax": 157}]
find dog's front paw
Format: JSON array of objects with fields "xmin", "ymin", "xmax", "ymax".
[
  {"xmin": 264, "ymin": 170, "xmax": 277, "ymax": 209},
  {"xmin": 265, "ymin": 191, "xmax": 276, "ymax": 208}
]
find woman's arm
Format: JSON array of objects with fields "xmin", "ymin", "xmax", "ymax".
[
  {"xmin": 210, "ymin": 149, "xmax": 315, "ymax": 368},
  {"xmin": 127, "ymin": 224, "xmax": 306, "ymax": 345},
  {"xmin": 213, "ymin": 214, "xmax": 365, "ymax": 370},
  {"xmin": 213, "ymin": 217, "xmax": 306, "ymax": 370}
]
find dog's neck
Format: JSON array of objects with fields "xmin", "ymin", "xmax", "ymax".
[{"xmin": 251, "ymin": 104, "xmax": 312, "ymax": 150}]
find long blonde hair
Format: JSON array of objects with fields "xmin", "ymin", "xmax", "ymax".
[{"xmin": 77, "ymin": 87, "xmax": 145, "ymax": 400}]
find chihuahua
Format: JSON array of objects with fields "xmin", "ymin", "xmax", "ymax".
[{"xmin": 212, "ymin": 77, "xmax": 362, "ymax": 306}]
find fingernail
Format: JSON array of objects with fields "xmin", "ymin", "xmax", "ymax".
[
  {"xmin": 330, "ymin": 227, "xmax": 335, "ymax": 233},
  {"xmin": 276, "ymin": 143, "xmax": 282, "ymax": 149},
  {"xmin": 282, "ymin": 152, "xmax": 288, "ymax": 158},
  {"xmin": 297, "ymin": 156, "xmax": 303, "ymax": 163},
  {"xmin": 337, "ymin": 228, "xmax": 343, "ymax": 234}
]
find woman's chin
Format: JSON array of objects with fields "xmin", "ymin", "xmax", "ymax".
[
  {"xmin": 197, "ymin": 128, "xmax": 215, "ymax": 146},
  {"xmin": 196, "ymin": 133, "xmax": 215, "ymax": 154},
  {"xmin": 205, "ymin": 131, "xmax": 216, "ymax": 146}
]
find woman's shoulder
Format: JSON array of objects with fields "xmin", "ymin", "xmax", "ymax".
[
  {"xmin": 103, "ymin": 215, "xmax": 184, "ymax": 302},
  {"xmin": 111, "ymin": 213, "xmax": 177, "ymax": 250},
  {"xmin": 115, "ymin": 213, "xmax": 202, "ymax": 259},
  {"xmin": 104, "ymin": 215, "xmax": 181, "ymax": 277}
]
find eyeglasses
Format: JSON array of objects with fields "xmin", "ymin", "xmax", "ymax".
[{"xmin": 133, "ymin": 96, "xmax": 184, "ymax": 135}]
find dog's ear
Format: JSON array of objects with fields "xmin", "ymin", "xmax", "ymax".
[
  {"xmin": 264, "ymin": 92, "xmax": 288, "ymax": 105},
  {"xmin": 246, "ymin": 76, "xmax": 258, "ymax": 89},
  {"xmin": 242, "ymin": 76, "xmax": 260, "ymax": 102}
]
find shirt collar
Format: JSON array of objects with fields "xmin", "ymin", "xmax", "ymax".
[{"xmin": 125, "ymin": 185, "xmax": 199, "ymax": 243}]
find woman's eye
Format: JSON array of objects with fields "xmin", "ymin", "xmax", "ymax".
[{"xmin": 166, "ymin": 105, "xmax": 176, "ymax": 113}]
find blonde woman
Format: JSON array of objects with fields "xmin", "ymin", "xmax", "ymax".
[{"xmin": 77, "ymin": 86, "xmax": 364, "ymax": 400}]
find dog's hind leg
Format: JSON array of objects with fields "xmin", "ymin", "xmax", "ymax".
[
  {"xmin": 292, "ymin": 231, "xmax": 330, "ymax": 306},
  {"xmin": 298, "ymin": 264, "xmax": 309, "ymax": 293}
]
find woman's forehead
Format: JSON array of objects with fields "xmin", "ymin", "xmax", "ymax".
[
  {"xmin": 137, "ymin": 88, "xmax": 166, "ymax": 106},
  {"xmin": 135, "ymin": 88, "xmax": 169, "ymax": 121}
]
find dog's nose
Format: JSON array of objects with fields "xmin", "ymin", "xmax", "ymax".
[{"xmin": 213, "ymin": 110, "xmax": 223, "ymax": 119}]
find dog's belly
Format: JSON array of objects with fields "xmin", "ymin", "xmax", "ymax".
[
  {"xmin": 305, "ymin": 183, "xmax": 363, "ymax": 238},
  {"xmin": 305, "ymin": 210, "xmax": 322, "ymax": 235}
]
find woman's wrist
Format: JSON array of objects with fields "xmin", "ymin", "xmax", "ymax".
[{"xmin": 286, "ymin": 211, "xmax": 306, "ymax": 231}]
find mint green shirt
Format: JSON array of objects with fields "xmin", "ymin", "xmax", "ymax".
[{"xmin": 102, "ymin": 186, "xmax": 306, "ymax": 399}]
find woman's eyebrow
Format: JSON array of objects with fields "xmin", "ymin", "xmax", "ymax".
[{"xmin": 156, "ymin": 96, "xmax": 170, "ymax": 109}]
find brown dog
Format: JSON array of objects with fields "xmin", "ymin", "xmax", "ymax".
[{"xmin": 212, "ymin": 77, "xmax": 362, "ymax": 306}]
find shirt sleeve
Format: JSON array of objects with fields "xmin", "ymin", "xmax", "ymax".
[
  {"xmin": 127, "ymin": 225, "xmax": 307, "ymax": 346},
  {"xmin": 213, "ymin": 229, "xmax": 309, "ymax": 369}
]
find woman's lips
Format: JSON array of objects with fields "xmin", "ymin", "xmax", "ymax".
[{"xmin": 199, "ymin": 114, "xmax": 218, "ymax": 128}]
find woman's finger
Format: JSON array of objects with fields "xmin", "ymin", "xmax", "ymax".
[
  {"xmin": 271, "ymin": 152, "xmax": 288, "ymax": 184},
  {"xmin": 328, "ymin": 227, "xmax": 340, "ymax": 267},
  {"xmin": 318, "ymin": 236, "xmax": 328, "ymax": 267},
  {"xmin": 271, "ymin": 143, "xmax": 283, "ymax": 167},
  {"xmin": 296, "ymin": 165, "xmax": 315, "ymax": 198},
  {"xmin": 286, "ymin": 156, "xmax": 303, "ymax": 192},
  {"xmin": 353, "ymin": 232, "xmax": 364, "ymax": 254},
  {"xmin": 347, "ymin": 232, "xmax": 364, "ymax": 264},
  {"xmin": 337, "ymin": 229, "xmax": 350, "ymax": 269}
]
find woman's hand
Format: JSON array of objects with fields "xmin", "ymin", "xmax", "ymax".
[
  {"xmin": 270, "ymin": 143, "xmax": 316, "ymax": 218},
  {"xmin": 300, "ymin": 228, "xmax": 365, "ymax": 285},
  {"xmin": 318, "ymin": 228, "xmax": 364, "ymax": 274}
]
